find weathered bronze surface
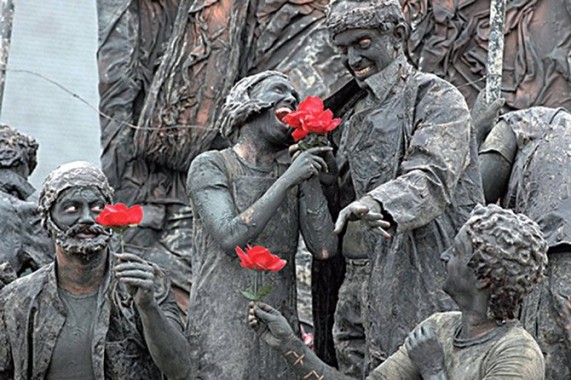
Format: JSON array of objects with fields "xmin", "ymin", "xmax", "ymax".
[
  {"xmin": 402, "ymin": 0, "xmax": 571, "ymax": 111},
  {"xmin": 480, "ymin": 107, "xmax": 571, "ymax": 378},
  {"xmin": 250, "ymin": 205, "xmax": 548, "ymax": 379},
  {"xmin": 0, "ymin": 161, "xmax": 190, "ymax": 379},
  {"xmin": 186, "ymin": 71, "xmax": 336, "ymax": 379}
]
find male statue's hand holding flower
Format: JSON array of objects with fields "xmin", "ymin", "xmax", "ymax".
[{"xmin": 96, "ymin": 203, "xmax": 158, "ymax": 304}]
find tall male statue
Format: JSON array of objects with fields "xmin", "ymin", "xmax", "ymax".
[
  {"xmin": 96, "ymin": 0, "xmax": 192, "ymax": 312},
  {"xmin": 0, "ymin": 124, "xmax": 53, "ymax": 287},
  {"xmin": 325, "ymin": 0, "xmax": 483, "ymax": 375},
  {"xmin": 0, "ymin": 161, "xmax": 190, "ymax": 379},
  {"xmin": 250, "ymin": 204, "xmax": 547, "ymax": 379},
  {"xmin": 186, "ymin": 71, "xmax": 337, "ymax": 379},
  {"xmin": 479, "ymin": 107, "xmax": 571, "ymax": 378}
]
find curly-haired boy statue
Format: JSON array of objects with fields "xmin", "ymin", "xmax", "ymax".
[{"xmin": 250, "ymin": 204, "xmax": 547, "ymax": 379}]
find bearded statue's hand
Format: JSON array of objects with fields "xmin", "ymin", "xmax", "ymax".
[
  {"xmin": 248, "ymin": 302, "xmax": 295, "ymax": 349},
  {"xmin": 113, "ymin": 252, "xmax": 157, "ymax": 308}
]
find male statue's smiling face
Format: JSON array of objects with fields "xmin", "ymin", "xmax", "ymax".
[{"xmin": 333, "ymin": 28, "xmax": 398, "ymax": 90}]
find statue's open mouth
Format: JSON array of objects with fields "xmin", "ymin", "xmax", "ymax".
[
  {"xmin": 275, "ymin": 107, "xmax": 292, "ymax": 122},
  {"xmin": 355, "ymin": 66, "xmax": 371, "ymax": 77}
]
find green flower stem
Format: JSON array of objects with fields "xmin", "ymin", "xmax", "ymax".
[
  {"xmin": 240, "ymin": 271, "xmax": 272, "ymax": 301},
  {"xmin": 298, "ymin": 133, "xmax": 328, "ymax": 150},
  {"xmin": 254, "ymin": 271, "xmax": 260, "ymax": 301},
  {"xmin": 118, "ymin": 226, "xmax": 126, "ymax": 254}
]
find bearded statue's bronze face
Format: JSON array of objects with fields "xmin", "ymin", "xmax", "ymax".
[{"xmin": 50, "ymin": 186, "xmax": 111, "ymax": 261}]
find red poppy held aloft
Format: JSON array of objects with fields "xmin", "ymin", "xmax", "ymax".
[
  {"xmin": 95, "ymin": 203, "xmax": 144, "ymax": 228},
  {"xmin": 235, "ymin": 245, "xmax": 287, "ymax": 272},
  {"xmin": 282, "ymin": 96, "xmax": 341, "ymax": 142}
]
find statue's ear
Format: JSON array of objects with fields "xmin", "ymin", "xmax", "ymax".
[
  {"xmin": 392, "ymin": 23, "xmax": 408, "ymax": 44},
  {"xmin": 475, "ymin": 277, "xmax": 491, "ymax": 290}
]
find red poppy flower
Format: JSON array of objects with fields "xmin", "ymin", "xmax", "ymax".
[
  {"xmin": 235, "ymin": 245, "xmax": 287, "ymax": 272},
  {"xmin": 95, "ymin": 203, "xmax": 144, "ymax": 228},
  {"xmin": 282, "ymin": 96, "xmax": 341, "ymax": 142}
]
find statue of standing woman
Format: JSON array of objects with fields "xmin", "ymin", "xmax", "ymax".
[{"xmin": 186, "ymin": 71, "xmax": 336, "ymax": 379}]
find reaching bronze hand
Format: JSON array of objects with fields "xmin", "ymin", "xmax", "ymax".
[{"xmin": 334, "ymin": 195, "xmax": 391, "ymax": 238}]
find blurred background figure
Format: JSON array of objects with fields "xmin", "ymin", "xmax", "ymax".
[
  {"xmin": 0, "ymin": 124, "xmax": 53, "ymax": 288},
  {"xmin": 479, "ymin": 106, "xmax": 571, "ymax": 378}
]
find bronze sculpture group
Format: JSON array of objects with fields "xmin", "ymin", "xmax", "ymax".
[{"xmin": 0, "ymin": 0, "xmax": 570, "ymax": 378}]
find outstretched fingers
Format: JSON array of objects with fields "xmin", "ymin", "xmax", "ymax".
[
  {"xmin": 334, "ymin": 208, "xmax": 351, "ymax": 235},
  {"xmin": 361, "ymin": 213, "xmax": 392, "ymax": 238},
  {"xmin": 334, "ymin": 202, "xmax": 370, "ymax": 234}
]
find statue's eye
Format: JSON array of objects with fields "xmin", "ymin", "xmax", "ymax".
[
  {"xmin": 358, "ymin": 38, "xmax": 371, "ymax": 49},
  {"xmin": 91, "ymin": 204, "xmax": 104, "ymax": 213},
  {"xmin": 63, "ymin": 205, "xmax": 78, "ymax": 213}
]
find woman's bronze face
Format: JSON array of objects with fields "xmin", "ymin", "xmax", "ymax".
[{"xmin": 249, "ymin": 76, "xmax": 299, "ymax": 146}]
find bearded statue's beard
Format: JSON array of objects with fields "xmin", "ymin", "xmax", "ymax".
[{"xmin": 53, "ymin": 223, "xmax": 112, "ymax": 262}]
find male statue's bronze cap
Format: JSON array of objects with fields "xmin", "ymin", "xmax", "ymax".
[{"xmin": 327, "ymin": 0, "xmax": 406, "ymax": 36}]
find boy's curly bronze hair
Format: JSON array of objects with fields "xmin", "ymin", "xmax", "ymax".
[{"xmin": 465, "ymin": 204, "xmax": 548, "ymax": 321}]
